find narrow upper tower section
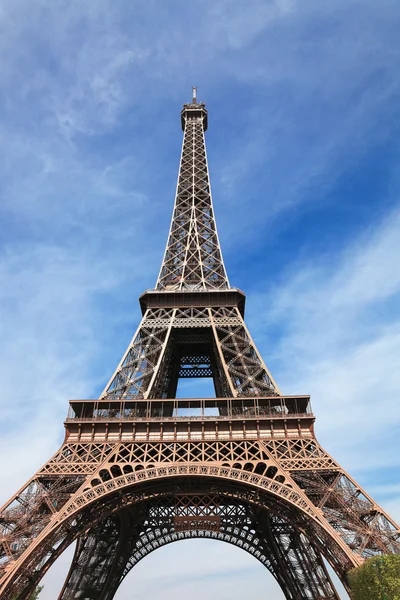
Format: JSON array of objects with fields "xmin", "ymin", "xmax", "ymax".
[{"xmin": 156, "ymin": 89, "xmax": 229, "ymax": 291}]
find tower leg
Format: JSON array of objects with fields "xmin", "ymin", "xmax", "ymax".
[
  {"xmin": 256, "ymin": 510, "xmax": 339, "ymax": 600},
  {"xmin": 58, "ymin": 515, "xmax": 120, "ymax": 600},
  {"xmin": 59, "ymin": 505, "xmax": 147, "ymax": 600}
]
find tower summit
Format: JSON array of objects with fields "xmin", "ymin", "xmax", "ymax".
[
  {"xmin": 0, "ymin": 92, "xmax": 399, "ymax": 600},
  {"xmin": 180, "ymin": 85, "xmax": 208, "ymax": 131}
]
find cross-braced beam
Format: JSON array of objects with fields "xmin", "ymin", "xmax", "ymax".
[
  {"xmin": 59, "ymin": 496, "xmax": 339, "ymax": 600},
  {"xmin": 156, "ymin": 99, "xmax": 229, "ymax": 291}
]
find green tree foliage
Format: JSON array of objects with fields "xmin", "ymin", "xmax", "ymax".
[
  {"xmin": 349, "ymin": 555, "xmax": 400, "ymax": 600},
  {"xmin": 12, "ymin": 586, "xmax": 43, "ymax": 600},
  {"xmin": 29, "ymin": 586, "xmax": 44, "ymax": 600}
]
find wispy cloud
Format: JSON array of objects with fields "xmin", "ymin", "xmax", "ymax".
[
  {"xmin": 0, "ymin": 243, "xmax": 117, "ymax": 498},
  {"xmin": 249, "ymin": 204, "xmax": 400, "ymax": 477}
]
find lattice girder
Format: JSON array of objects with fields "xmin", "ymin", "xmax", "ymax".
[
  {"xmin": 101, "ymin": 306, "xmax": 279, "ymax": 400},
  {"xmin": 1, "ymin": 474, "xmax": 353, "ymax": 600},
  {"xmin": 0, "ymin": 440, "xmax": 372, "ymax": 598},
  {"xmin": 59, "ymin": 496, "xmax": 339, "ymax": 600},
  {"xmin": 156, "ymin": 106, "xmax": 229, "ymax": 291},
  {"xmin": 59, "ymin": 513, "xmax": 122, "ymax": 599}
]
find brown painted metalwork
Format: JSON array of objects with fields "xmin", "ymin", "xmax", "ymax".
[{"xmin": 1, "ymin": 90, "xmax": 399, "ymax": 599}]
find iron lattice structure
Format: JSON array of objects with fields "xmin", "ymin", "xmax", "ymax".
[{"xmin": 1, "ymin": 90, "xmax": 399, "ymax": 600}]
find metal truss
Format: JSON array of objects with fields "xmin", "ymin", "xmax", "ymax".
[
  {"xmin": 156, "ymin": 97, "xmax": 229, "ymax": 291},
  {"xmin": 59, "ymin": 495, "xmax": 339, "ymax": 600},
  {"xmin": 1, "ymin": 438, "xmax": 399, "ymax": 598},
  {"xmin": 101, "ymin": 306, "xmax": 279, "ymax": 399},
  {"xmin": 1, "ymin": 92, "xmax": 399, "ymax": 600}
]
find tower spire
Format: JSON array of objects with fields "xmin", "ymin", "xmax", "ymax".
[{"xmin": 156, "ymin": 93, "xmax": 228, "ymax": 290}]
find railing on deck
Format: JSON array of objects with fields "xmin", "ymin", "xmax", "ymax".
[{"xmin": 66, "ymin": 396, "xmax": 313, "ymax": 422}]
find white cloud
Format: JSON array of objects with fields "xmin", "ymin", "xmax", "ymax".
[
  {"xmin": 0, "ymin": 243, "xmax": 114, "ymax": 498},
  {"xmin": 207, "ymin": 0, "xmax": 296, "ymax": 51},
  {"xmin": 249, "ymin": 205, "xmax": 400, "ymax": 476}
]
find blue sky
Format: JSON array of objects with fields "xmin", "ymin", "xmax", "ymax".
[{"xmin": 1, "ymin": 0, "xmax": 400, "ymax": 598}]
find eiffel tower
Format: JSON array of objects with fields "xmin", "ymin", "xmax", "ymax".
[{"xmin": 1, "ymin": 89, "xmax": 399, "ymax": 600}]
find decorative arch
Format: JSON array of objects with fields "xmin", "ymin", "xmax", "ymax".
[
  {"xmin": 1, "ymin": 466, "xmax": 357, "ymax": 599},
  {"xmin": 59, "ymin": 496, "xmax": 340, "ymax": 600}
]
